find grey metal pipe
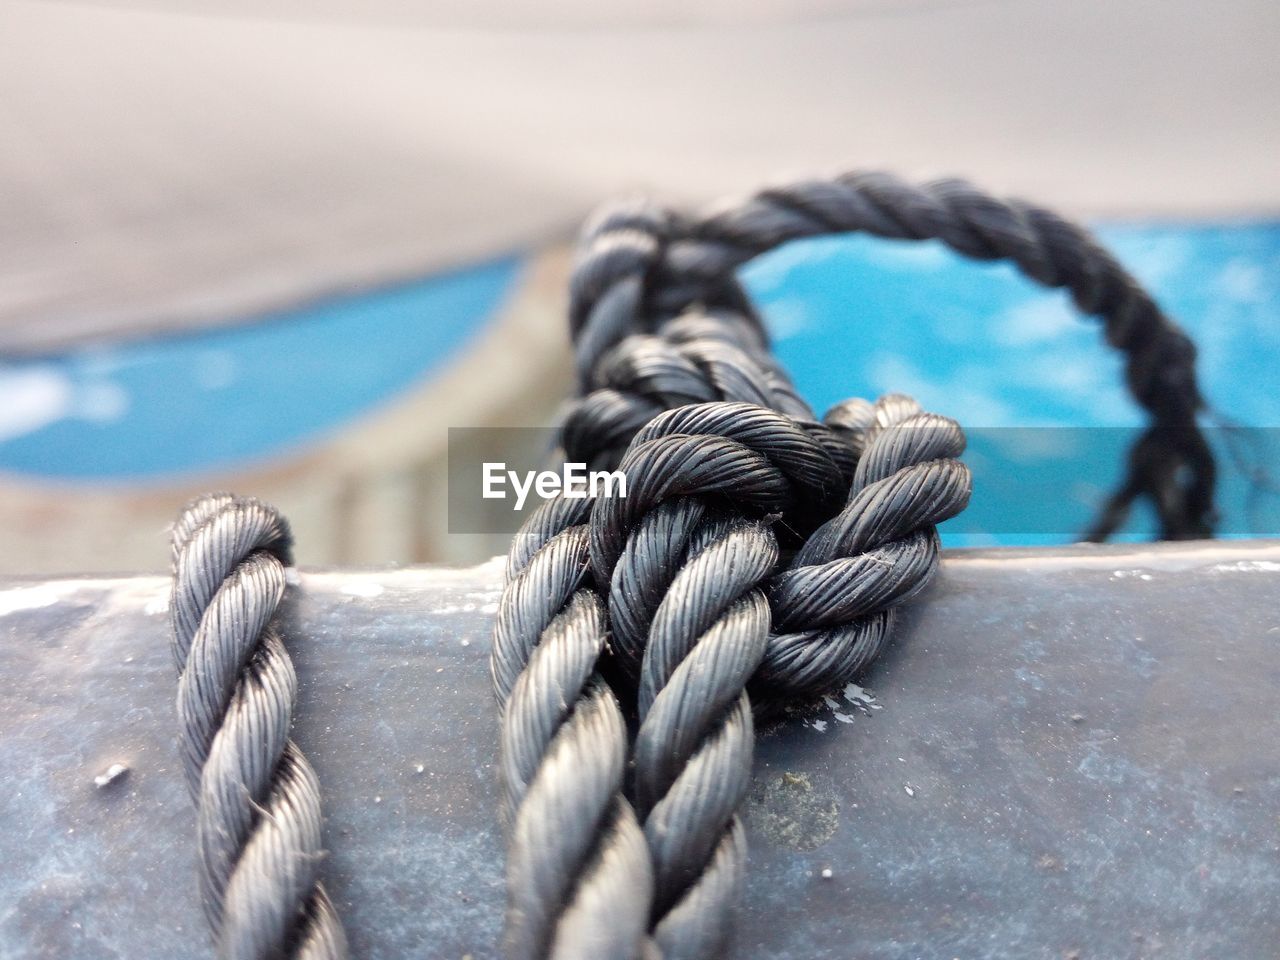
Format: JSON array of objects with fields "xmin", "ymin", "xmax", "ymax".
[{"xmin": 1, "ymin": 539, "xmax": 1277, "ymax": 959}]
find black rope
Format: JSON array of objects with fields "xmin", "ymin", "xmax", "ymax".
[
  {"xmin": 494, "ymin": 171, "xmax": 1217, "ymax": 958},
  {"xmin": 566, "ymin": 172, "xmax": 1215, "ymax": 541},
  {"xmin": 169, "ymin": 494, "xmax": 347, "ymax": 960},
  {"xmin": 491, "ymin": 496, "xmax": 656, "ymax": 959}
]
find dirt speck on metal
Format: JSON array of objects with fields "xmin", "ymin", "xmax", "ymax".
[
  {"xmin": 93, "ymin": 763, "xmax": 129, "ymax": 788},
  {"xmin": 745, "ymin": 771, "xmax": 839, "ymax": 852}
]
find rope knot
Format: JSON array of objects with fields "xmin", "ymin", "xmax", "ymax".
[
  {"xmin": 587, "ymin": 401, "xmax": 847, "ymax": 584},
  {"xmin": 757, "ymin": 396, "xmax": 972, "ymax": 700},
  {"xmin": 495, "ymin": 170, "xmax": 1215, "ymax": 960}
]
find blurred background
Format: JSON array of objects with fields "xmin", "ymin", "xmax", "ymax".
[{"xmin": 1, "ymin": 0, "xmax": 1277, "ymax": 575}]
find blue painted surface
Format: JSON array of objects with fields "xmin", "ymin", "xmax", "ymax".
[
  {"xmin": 741, "ymin": 222, "xmax": 1280, "ymax": 543},
  {"xmin": 0, "ymin": 257, "xmax": 521, "ymax": 482}
]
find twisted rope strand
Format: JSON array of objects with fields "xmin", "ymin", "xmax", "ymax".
[
  {"xmin": 756, "ymin": 395, "xmax": 970, "ymax": 700},
  {"xmin": 168, "ymin": 495, "xmax": 346, "ymax": 960},
  {"xmin": 579, "ymin": 398, "xmax": 966, "ymax": 951},
  {"xmin": 580, "ymin": 404, "xmax": 842, "ymax": 954},
  {"xmin": 491, "ymin": 496, "xmax": 655, "ymax": 960},
  {"xmin": 631, "ymin": 523, "xmax": 773, "ymax": 958}
]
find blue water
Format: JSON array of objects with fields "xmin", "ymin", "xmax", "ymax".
[
  {"xmin": 740, "ymin": 222, "xmax": 1280, "ymax": 543},
  {"xmin": 2, "ymin": 223, "xmax": 1277, "ymax": 544},
  {"xmin": 0, "ymin": 257, "xmax": 521, "ymax": 483}
]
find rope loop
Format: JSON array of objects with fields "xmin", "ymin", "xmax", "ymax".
[{"xmin": 568, "ymin": 171, "xmax": 1213, "ymax": 542}]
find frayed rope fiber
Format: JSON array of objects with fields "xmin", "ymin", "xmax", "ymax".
[{"xmin": 491, "ymin": 171, "xmax": 1215, "ymax": 959}]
